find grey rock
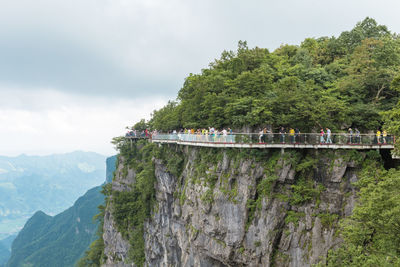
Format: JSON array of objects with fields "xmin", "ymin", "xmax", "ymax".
[{"xmin": 103, "ymin": 147, "xmax": 363, "ymax": 267}]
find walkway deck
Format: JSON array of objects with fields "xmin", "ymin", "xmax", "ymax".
[
  {"xmin": 149, "ymin": 133, "xmax": 395, "ymax": 150},
  {"xmin": 151, "ymin": 139, "xmax": 394, "ymax": 150}
]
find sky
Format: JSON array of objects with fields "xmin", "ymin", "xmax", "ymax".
[{"xmin": 1, "ymin": 0, "xmax": 400, "ymax": 156}]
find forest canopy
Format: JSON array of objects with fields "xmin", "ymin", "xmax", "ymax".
[{"xmin": 143, "ymin": 18, "xmax": 400, "ymax": 135}]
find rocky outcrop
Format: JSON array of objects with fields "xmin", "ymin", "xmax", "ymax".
[
  {"xmin": 104, "ymin": 146, "xmax": 360, "ymax": 267},
  {"xmin": 102, "ymin": 156, "xmax": 135, "ymax": 267}
]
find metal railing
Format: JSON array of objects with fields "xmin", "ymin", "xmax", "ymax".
[{"xmin": 151, "ymin": 133, "xmax": 395, "ymax": 146}]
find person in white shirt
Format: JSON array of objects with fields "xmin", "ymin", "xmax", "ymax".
[{"xmin": 326, "ymin": 128, "xmax": 332, "ymax": 144}]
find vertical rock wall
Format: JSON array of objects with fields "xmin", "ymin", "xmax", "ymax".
[{"xmin": 104, "ymin": 146, "xmax": 361, "ymax": 267}]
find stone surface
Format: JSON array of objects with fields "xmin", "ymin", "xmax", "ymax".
[{"xmin": 104, "ymin": 147, "xmax": 361, "ymax": 267}]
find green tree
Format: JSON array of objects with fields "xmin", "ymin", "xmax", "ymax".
[{"xmin": 325, "ymin": 158, "xmax": 400, "ymax": 266}]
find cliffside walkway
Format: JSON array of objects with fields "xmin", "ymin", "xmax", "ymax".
[{"xmin": 148, "ymin": 133, "xmax": 395, "ymax": 150}]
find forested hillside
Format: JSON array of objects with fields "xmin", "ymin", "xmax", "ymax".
[
  {"xmin": 7, "ymin": 186, "xmax": 104, "ymax": 267},
  {"xmin": 143, "ymin": 18, "xmax": 400, "ymax": 265},
  {"xmin": 149, "ymin": 18, "xmax": 400, "ymax": 135},
  {"xmin": 79, "ymin": 18, "xmax": 400, "ymax": 267}
]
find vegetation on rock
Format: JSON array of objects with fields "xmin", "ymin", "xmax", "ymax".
[
  {"xmin": 80, "ymin": 18, "xmax": 400, "ymax": 266},
  {"xmin": 323, "ymin": 152, "xmax": 400, "ymax": 266}
]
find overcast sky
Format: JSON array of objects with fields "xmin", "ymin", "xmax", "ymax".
[{"xmin": 1, "ymin": 0, "xmax": 399, "ymax": 156}]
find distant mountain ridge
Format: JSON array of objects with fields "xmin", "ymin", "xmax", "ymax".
[
  {"xmin": 7, "ymin": 186, "xmax": 104, "ymax": 267},
  {"xmin": 0, "ymin": 151, "xmax": 107, "ymax": 239},
  {"xmin": 0, "ymin": 235, "xmax": 16, "ymax": 266},
  {"xmin": 5, "ymin": 155, "xmax": 117, "ymax": 267}
]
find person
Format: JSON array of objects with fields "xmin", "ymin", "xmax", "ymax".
[
  {"xmin": 263, "ymin": 128, "xmax": 267, "ymax": 143},
  {"xmin": 383, "ymin": 129, "xmax": 387, "ymax": 144},
  {"xmin": 222, "ymin": 128, "xmax": 228, "ymax": 142},
  {"xmin": 267, "ymin": 128, "xmax": 273, "ymax": 143},
  {"xmin": 326, "ymin": 128, "xmax": 332, "ymax": 144},
  {"xmin": 228, "ymin": 128, "xmax": 233, "ymax": 143},
  {"xmin": 320, "ymin": 128, "xmax": 325, "ymax": 144},
  {"xmin": 289, "ymin": 128, "xmax": 295, "ymax": 143},
  {"xmin": 348, "ymin": 128, "xmax": 353, "ymax": 144},
  {"xmin": 259, "ymin": 129, "xmax": 264, "ymax": 143},
  {"xmin": 279, "ymin": 127, "xmax": 286, "ymax": 143},
  {"xmin": 295, "ymin": 128, "xmax": 300, "ymax": 143},
  {"xmin": 376, "ymin": 129, "xmax": 381, "ymax": 144},
  {"xmin": 355, "ymin": 128, "xmax": 360, "ymax": 144}
]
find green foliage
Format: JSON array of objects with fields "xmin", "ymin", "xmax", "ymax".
[
  {"xmin": 8, "ymin": 187, "xmax": 105, "ymax": 267},
  {"xmin": 149, "ymin": 101, "xmax": 181, "ymax": 131},
  {"xmin": 132, "ymin": 119, "xmax": 148, "ymax": 131},
  {"xmin": 295, "ymin": 155, "xmax": 317, "ymax": 173},
  {"xmin": 285, "ymin": 211, "xmax": 305, "ymax": 225},
  {"xmin": 315, "ymin": 213, "xmax": 339, "ymax": 229},
  {"xmin": 143, "ymin": 18, "xmax": 400, "ymax": 133},
  {"xmin": 245, "ymin": 151, "xmax": 281, "ymax": 230},
  {"xmin": 154, "ymin": 145, "xmax": 184, "ymax": 177},
  {"xmin": 109, "ymin": 141, "xmax": 158, "ymax": 267},
  {"xmin": 325, "ymin": 159, "xmax": 400, "ymax": 266},
  {"xmin": 290, "ymin": 178, "xmax": 324, "ymax": 206},
  {"xmin": 200, "ymin": 188, "xmax": 214, "ymax": 204},
  {"xmin": 76, "ymin": 235, "xmax": 105, "ymax": 267}
]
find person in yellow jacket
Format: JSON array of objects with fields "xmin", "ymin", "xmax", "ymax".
[
  {"xmin": 376, "ymin": 130, "xmax": 381, "ymax": 144},
  {"xmin": 382, "ymin": 130, "xmax": 387, "ymax": 144},
  {"xmin": 289, "ymin": 128, "xmax": 295, "ymax": 143}
]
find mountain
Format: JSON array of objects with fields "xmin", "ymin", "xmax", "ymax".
[
  {"xmin": 0, "ymin": 151, "xmax": 106, "ymax": 239},
  {"xmin": 7, "ymin": 186, "xmax": 104, "ymax": 267},
  {"xmin": 106, "ymin": 155, "xmax": 117, "ymax": 183},
  {"xmin": 0, "ymin": 243, "xmax": 9, "ymax": 267},
  {"xmin": 0, "ymin": 235, "xmax": 16, "ymax": 267}
]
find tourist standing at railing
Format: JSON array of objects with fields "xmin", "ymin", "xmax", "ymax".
[
  {"xmin": 376, "ymin": 130, "xmax": 381, "ymax": 144},
  {"xmin": 295, "ymin": 128, "xmax": 300, "ymax": 143},
  {"xmin": 267, "ymin": 128, "xmax": 273, "ymax": 143},
  {"xmin": 228, "ymin": 128, "xmax": 233, "ymax": 143},
  {"xmin": 320, "ymin": 128, "xmax": 325, "ymax": 144},
  {"xmin": 383, "ymin": 130, "xmax": 387, "ymax": 144},
  {"xmin": 263, "ymin": 128, "xmax": 268, "ymax": 143},
  {"xmin": 348, "ymin": 128, "xmax": 353, "ymax": 144},
  {"xmin": 326, "ymin": 128, "xmax": 332, "ymax": 144},
  {"xmin": 222, "ymin": 128, "xmax": 228, "ymax": 142},
  {"xmin": 355, "ymin": 128, "xmax": 360, "ymax": 144},
  {"xmin": 289, "ymin": 128, "xmax": 295, "ymax": 143},
  {"xmin": 259, "ymin": 129, "xmax": 263, "ymax": 143},
  {"xmin": 279, "ymin": 127, "xmax": 286, "ymax": 143}
]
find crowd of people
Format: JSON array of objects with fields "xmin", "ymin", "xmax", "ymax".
[
  {"xmin": 125, "ymin": 129, "xmax": 150, "ymax": 138},
  {"xmin": 125, "ymin": 126, "xmax": 392, "ymax": 145}
]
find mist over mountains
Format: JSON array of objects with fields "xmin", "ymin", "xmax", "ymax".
[{"xmin": 0, "ymin": 151, "xmax": 107, "ymax": 239}]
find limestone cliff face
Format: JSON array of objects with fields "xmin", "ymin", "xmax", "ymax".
[
  {"xmin": 102, "ymin": 157, "xmax": 134, "ymax": 267},
  {"xmin": 103, "ymin": 145, "xmax": 361, "ymax": 267}
]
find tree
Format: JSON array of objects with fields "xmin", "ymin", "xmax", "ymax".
[{"xmin": 325, "ymin": 156, "xmax": 400, "ymax": 266}]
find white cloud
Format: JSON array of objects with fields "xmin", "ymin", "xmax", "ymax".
[
  {"xmin": 0, "ymin": 89, "xmax": 167, "ymax": 156},
  {"xmin": 0, "ymin": 0, "xmax": 400, "ymax": 155},
  {"xmin": 1, "ymin": 0, "xmax": 400, "ymax": 99}
]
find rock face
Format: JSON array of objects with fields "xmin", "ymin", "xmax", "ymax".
[
  {"xmin": 104, "ymin": 146, "xmax": 361, "ymax": 267},
  {"xmin": 103, "ymin": 156, "xmax": 135, "ymax": 266}
]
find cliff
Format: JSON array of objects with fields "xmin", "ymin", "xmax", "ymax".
[{"xmin": 100, "ymin": 140, "xmax": 374, "ymax": 266}]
